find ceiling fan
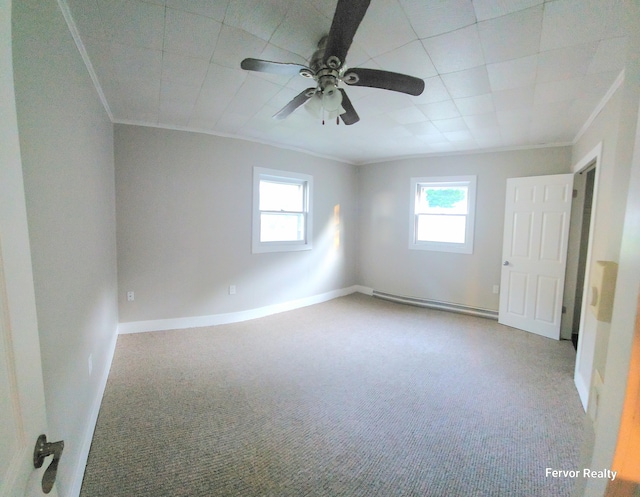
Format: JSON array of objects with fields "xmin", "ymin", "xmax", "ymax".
[{"xmin": 240, "ymin": 0, "xmax": 425, "ymax": 125}]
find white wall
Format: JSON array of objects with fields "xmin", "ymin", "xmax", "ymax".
[
  {"xmin": 12, "ymin": 0, "xmax": 118, "ymax": 494},
  {"xmin": 114, "ymin": 125, "xmax": 358, "ymax": 324},
  {"xmin": 575, "ymin": 0, "xmax": 640, "ymax": 493},
  {"xmin": 357, "ymin": 147, "xmax": 571, "ymax": 311},
  {"xmin": 570, "ymin": 85, "xmax": 627, "ymax": 411}
]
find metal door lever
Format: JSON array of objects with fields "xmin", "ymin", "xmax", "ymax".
[{"xmin": 33, "ymin": 434, "xmax": 64, "ymax": 494}]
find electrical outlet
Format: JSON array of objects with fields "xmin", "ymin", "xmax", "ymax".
[
  {"xmin": 229, "ymin": 285, "xmax": 236, "ymax": 295},
  {"xmin": 492, "ymin": 285, "xmax": 499, "ymax": 294},
  {"xmin": 127, "ymin": 291, "xmax": 134, "ymax": 302},
  {"xmin": 88, "ymin": 354, "xmax": 93, "ymax": 376}
]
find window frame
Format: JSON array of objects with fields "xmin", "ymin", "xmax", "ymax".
[
  {"xmin": 252, "ymin": 167, "xmax": 313, "ymax": 253},
  {"xmin": 409, "ymin": 175, "xmax": 477, "ymax": 254}
]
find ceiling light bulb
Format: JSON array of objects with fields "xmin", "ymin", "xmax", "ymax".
[
  {"xmin": 322, "ymin": 83, "xmax": 343, "ymax": 113},
  {"xmin": 305, "ymin": 94, "xmax": 322, "ymax": 118}
]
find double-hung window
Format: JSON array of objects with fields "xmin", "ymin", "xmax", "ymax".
[
  {"xmin": 409, "ymin": 175, "xmax": 476, "ymax": 254},
  {"xmin": 252, "ymin": 167, "xmax": 312, "ymax": 253}
]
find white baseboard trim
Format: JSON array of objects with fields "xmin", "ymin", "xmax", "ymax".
[
  {"xmin": 67, "ymin": 327, "xmax": 118, "ymax": 497},
  {"xmin": 118, "ymin": 285, "xmax": 368, "ymax": 334},
  {"xmin": 372, "ymin": 290, "xmax": 499, "ymax": 320}
]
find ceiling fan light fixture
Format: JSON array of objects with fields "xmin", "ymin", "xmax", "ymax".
[
  {"xmin": 322, "ymin": 83, "xmax": 343, "ymax": 112},
  {"xmin": 305, "ymin": 94, "xmax": 323, "ymax": 118},
  {"xmin": 343, "ymin": 72, "xmax": 359, "ymax": 85}
]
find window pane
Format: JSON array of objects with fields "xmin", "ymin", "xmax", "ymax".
[
  {"xmin": 417, "ymin": 186, "xmax": 468, "ymax": 214},
  {"xmin": 260, "ymin": 213, "xmax": 304, "ymax": 242},
  {"xmin": 260, "ymin": 180, "xmax": 303, "ymax": 211},
  {"xmin": 417, "ymin": 214, "xmax": 466, "ymax": 243}
]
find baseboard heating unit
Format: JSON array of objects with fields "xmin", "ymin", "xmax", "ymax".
[{"xmin": 372, "ymin": 290, "xmax": 498, "ymax": 320}]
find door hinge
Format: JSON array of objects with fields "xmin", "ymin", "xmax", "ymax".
[{"xmin": 33, "ymin": 434, "xmax": 64, "ymax": 494}]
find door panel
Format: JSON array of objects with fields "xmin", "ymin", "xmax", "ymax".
[
  {"xmin": 1, "ymin": 0, "xmax": 52, "ymax": 492},
  {"xmin": 499, "ymin": 174, "xmax": 574, "ymax": 339}
]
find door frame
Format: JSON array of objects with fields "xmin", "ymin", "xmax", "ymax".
[{"xmin": 571, "ymin": 142, "xmax": 603, "ymax": 410}]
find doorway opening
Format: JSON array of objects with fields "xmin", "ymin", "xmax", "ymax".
[{"xmin": 572, "ymin": 166, "xmax": 596, "ymax": 349}]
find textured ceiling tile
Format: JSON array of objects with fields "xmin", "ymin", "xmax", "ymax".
[
  {"xmin": 310, "ymin": 0, "xmax": 339, "ymax": 19},
  {"xmin": 164, "ymin": 8, "xmax": 222, "ymax": 59},
  {"xmin": 470, "ymin": 125, "xmax": 501, "ymax": 141},
  {"xmin": 355, "ymin": 0, "xmax": 416, "ymax": 58},
  {"xmin": 412, "ymin": 76, "xmax": 451, "ymax": 104},
  {"xmin": 399, "ymin": 0, "xmax": 476, "ymax": 38},
  {"xmin": 486, "ymin": 54, "xmax": 537, "ymax": 91},
  {"xmin": 259, "ymin": 44, "xmax": 309, "ymax": 68},
  {"xmin": 388, "ymin": 106, "xmax": 430, "ymax": 125},
  {"xmin": 496, "ymin": 108, "xmax": 532, "ymax": 128},
  {"xmin": 373, "ymin": 41, "xmax": 437, "ymax": 79},
  {"xmin": 160, "ymin": 80, "xmax": 201, "ymax": 105},
  {"xmin": 225, "ymin": 74, "xmax": 283, "ymax": 117},
  {"xmin": 534, "ymin": 78, "xmax": 584, "ymax": 105},
  {"xmin": 493, "ymin": 86, "xmax": 535, "ymax": 112},
  {"xmin": 441, "ymin": 65, "xmax": 491, "ymax": 99},
  {"xmin": 432, "ymin": 116, "xmax": 468, "ymax": 132},
  {"xmin": 112, "ymin": 79, "xmax": 161, "ymax": 119},
  {"xmin": 536, "ymin": 43, "xmax": 597, "ymax": 83},
  {"xmin": 587, "ymin": 37, "xmax": 628, "ymax": 74},
  {"xmin": 472, "ymin": 0, "xmax": 543, "ymax": 21},
  {"xmin": 501, "ymin": 125, "xmax": 530, "ymax": 146},
  {"xmin": 454, "ymin": 93, "xmax": 494, "ymax": 116},
  {"xmin": 418, "ymin": 100, "xmax": 460, "ymax": 120},
  {"xmin": 580, "ymin": 71, "xmax": 620, "ymax": 99},
  {"xmin": 66, "ymin": 0, "xmax": 109, "ymax": 41},
  {"xmin": 97, "ymin": 0, "xmax": 165, "ymax": 50},
  {"xmin": 212, "ymin": 25, "xmax": 268, "ymax": 69},
  {"xmin": 478, "ymin": 5, "xmax": 543, "ymax": 64},
  {"xmin": 109, "ymin": 43, "xmax": 163, "ymax": 81},
  {"xmin": 161, "ymin": 53, "xmax": 210, "ymax": 86},
  {"xmin": 64, "ymin": 0, "xmax": 633, "ymax": 163},
  {"xmin": 81, "ymin": 36, "xmax": 115, "ymax": 78},
  {"xmin": 444, "ymin": 129, "xmax": 474, "ymax": 140},
  {"xmin": 422, "ymin": 24, "xmax": 485, "ymax": 74},
  {"xmin": 404, "ymin": 122, "xmax": 442, "ymax": 137},
  {"xmin": 462, "ymin": 112, "xmax": 499, "ymax": 129},
  {"xmin": 270, "ymin": 2, "xmax": 330, "ymax": 60},
  {"xmin": 165, "ymin": 0, "xmax": 229, "ymax": 22},
  {"xmin": 539, "ymin": 0, "xmax": 622, "ymax": 51},
  {"xmin": 224, "ymin": 0, "xmax": 289, "ymax": 41}
]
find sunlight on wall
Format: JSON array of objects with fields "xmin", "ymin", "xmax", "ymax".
[
  {"xmin": 610, "ymin": 296, "xmax": 640, "ymax": 484},
  {"xmin": 334, "ymin": 204, "xmax": 341, "ymax": 249}
]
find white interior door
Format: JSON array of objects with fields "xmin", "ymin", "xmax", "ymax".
[
  {"xmin": 1, "ymin": 1, "xmax": 54, "ymax": 493},
  {"xmin": 499, "ymin": 174, "xmax": 574, "ymax": 339}
]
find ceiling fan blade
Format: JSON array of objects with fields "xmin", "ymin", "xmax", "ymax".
[
  {"xmin": 273, "ymin": 88, "xmax": 317, "ymax": 120},
  {"xmin": 339, "ymin": 90, "xmax": 359, "ymax": 125},
  {"xmin": 323, "ymin": 0, "xmax": 371, "ymax": 69},
  {"xmin": 343, "ymin": 68, "xmax": 425, "ymax": 96},
  {"xmin": 241, "ymin": 58, "xmax": 313, "ymax": 76}
]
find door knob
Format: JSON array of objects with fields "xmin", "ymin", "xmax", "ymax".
[
  {"xmin": 503, "ymin": 260, "xmax": 510, "ymax": 266},
  {"xmin": 33, "ymin": 434, "xmax": 64, "ymax": 494}
]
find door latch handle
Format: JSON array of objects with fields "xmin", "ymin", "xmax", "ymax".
[
  {"xmin": 503, "ymin": 260, "xmax": 510, "ymax": 266},
  {"xmin": 33, "ymin": 434, "xmax": 64, "ymax": 494}
]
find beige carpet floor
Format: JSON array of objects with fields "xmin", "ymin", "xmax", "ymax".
[{"xmin": 80, "ymin": 293, "xmax": 585, "ymax": 496}]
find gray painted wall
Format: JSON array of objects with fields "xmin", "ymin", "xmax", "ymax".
[
  {"xmin": 357, "ymin": 148, "xmax": 571, "ymax": 311},
  {"xmin": 573, "ymin": 2, "xmax": 640, "ymax": 491},
  {"xmin": 12, "ymin": 0, "xmax": 118, "ymax": 493},
  {"xmin": 115, "ymin": 125, "xmax": 358, "ymax": 323}
]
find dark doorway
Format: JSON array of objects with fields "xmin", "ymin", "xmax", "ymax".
[{"xmin": 572, "ymin": 166, "xmax": 596, "ymax": 349}]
